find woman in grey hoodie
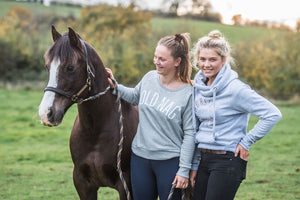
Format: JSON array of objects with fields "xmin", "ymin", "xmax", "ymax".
[{"xmin": 190, "ymin": 30, "xmax": 282, "ymax": 200}]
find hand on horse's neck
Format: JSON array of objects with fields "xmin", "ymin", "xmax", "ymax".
[{"xmin": 159, "ymin": 74, "xmax": 186, "ymax": 90}]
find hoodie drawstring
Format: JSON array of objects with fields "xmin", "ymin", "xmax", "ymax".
[{"xmin": 212, "ymin": 87, "xmax": 217, "ymax": 139}]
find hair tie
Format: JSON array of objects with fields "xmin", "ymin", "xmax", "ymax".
[{"xmin": 175, "ymin": 34, "xmax": 182, "ymax": 42}]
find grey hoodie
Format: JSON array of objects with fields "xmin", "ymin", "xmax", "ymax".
[{"xmin": 192, "ymin": 64, "xmax": 282, "ymax": 170}]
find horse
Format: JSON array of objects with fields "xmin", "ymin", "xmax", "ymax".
[{"xmin": 38, "ymin": 25, "xmax": 138, "ymax": 200}]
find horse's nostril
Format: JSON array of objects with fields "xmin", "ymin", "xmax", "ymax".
[{"xmin": 47, "ymin": 107, "xmax": 54, "ymax": 121}]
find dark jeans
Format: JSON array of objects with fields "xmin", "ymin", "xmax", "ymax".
[
  {"xmin": 130, "ymin": 153, "xmax": 182, "ymax": 200},
  {"xmin": 192, "ymin": 152, "xmax": 247, "ymax": 200}
]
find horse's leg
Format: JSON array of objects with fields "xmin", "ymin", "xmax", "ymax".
[{"xmin": 73, "ymin": 166, "xmax": 98, "ymax": 200}]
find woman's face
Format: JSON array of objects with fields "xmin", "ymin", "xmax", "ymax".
[
  {"xmin": 154, "ymin": 45, "xmax": 181, "ymax": 77},
  {"xmin": 198, "ymin": 48, "xmax": 226, "ymax": 85}
]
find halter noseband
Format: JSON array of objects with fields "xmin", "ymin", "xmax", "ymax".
[{"xmin": 44, "ymin": 39, "xmax": 111, "ymax": 103}]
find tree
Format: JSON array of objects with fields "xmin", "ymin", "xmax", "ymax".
[
  {"xmin": 73, "ymin": 3, "xmax": 153, "ymax": 84},
  {"xmin": 234, "ymin": 32, "xmax": 300, "ymax": 99},
  {"xmin": 161, "ymin": 0, "xmax": 221, "ymax": 22},
  {"xmin": 0, "ymin": 7, "xmax": 42, "ymax": 81},
  {"xmin": 232, "ymin": 14, "xmax": 243, "ymax": 25},
  {"xmin": 0, "ymin": 7, "xmax": 75, "ymax": 81},
  {"xmin": 296, "ymin": 19, "xmax": 300, "ymax": 32},
  {"xmin": 162, "ymin": 0, "xmax": 184, "ymax": 16},
  {"xmin": 191, "ymin": 0, "xmax": 212, "ymax": 15}
]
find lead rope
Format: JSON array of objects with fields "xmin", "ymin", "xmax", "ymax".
[
  {"xmin": 167, "ymin": 183, "xmax": 186, "ymax": 200},
  {"xmin": 112, "ymin": 79, "xmax": 131, "ymax": 200}
]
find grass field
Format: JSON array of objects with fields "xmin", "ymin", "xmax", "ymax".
[
  {"xmin": 0, "ymin": 0, "xmax": 278, "ymax": 46},
  {"xmin": 150, "ymin": 17, "xmax": 275, "ymax": 44},
  {"xmin": 0, "ymin": 1, "xmax": 299, "ymax": 199},
  {"xmin": 0, "ymin": 89, "xmax": 299, "ymax": 200},
  {"xmin": 0, "ymin": 0, "xmax": 81, "ymax": 18}
]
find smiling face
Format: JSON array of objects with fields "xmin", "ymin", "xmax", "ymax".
[
  {"xmin": 198, "ymin": 48, "xmax": 226, "ymax": 86},
  {"xmin": 153, "ymin": 45, "xmax": 181, "ymax": 77}
]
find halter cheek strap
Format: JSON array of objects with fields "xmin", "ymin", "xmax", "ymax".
[
  {"xmin": 81, "ymin": 39, "xmax": 95, "ymax": 91},
  {"xmin": 44, "ymin": 39, "xmax": 109, "ymax": 103}
]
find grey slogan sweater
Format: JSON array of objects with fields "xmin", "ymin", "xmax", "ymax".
[{"xmin": 117, "ymin": 70, "xmax": 195, "ymax": 178}]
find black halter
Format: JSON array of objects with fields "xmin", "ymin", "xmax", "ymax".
[{"xmin": 44, "ymin": 39, "xmax": 111, "ymax": 103}]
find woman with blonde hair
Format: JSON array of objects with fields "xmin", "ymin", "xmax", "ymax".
[{"xmin": 190, "ymin": 30, "xmax": 282, "ymax": 200}]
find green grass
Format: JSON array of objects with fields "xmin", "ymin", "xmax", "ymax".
[
  {"xmin": 150, "ymin": 17, "xmax": 276, "ymax": 44},
  {"xmin": 0, "ymin": 0, "xmax": 81, "ymax": 18},
  {"xmin": 0, "ymin": 89, "xmax": 119, "ymax": 199},
  {"xmin": 235, "ymin": 106, "xmax": 300, "ymax": 200},
  {"xmin": 0, "ymin": 89, "xmax": 299, "ymax": 199}
]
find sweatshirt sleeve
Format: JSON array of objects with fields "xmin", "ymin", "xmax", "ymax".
[
  {"xmin": 235, "ymin": 84, "xmax": 282, "ymax": 150},
  {"xmin": 176, "ymin": 95, "xmax": 196, "ymax": 178},
  {"xmin": 116, "ymin": 81, "xmax": 141, "ymax": 106},
  {"xmin": 191, "ymin": 146, "xmax": 201, "ymax": 170}
]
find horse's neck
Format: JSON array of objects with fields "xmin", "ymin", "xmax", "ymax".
[
  {"xmin": 77, "ymin": 47, "xmax": 116, "ymax": 131},
  {"xmin": 77, "ymin": 91, "xmax": 116, "ymax": 134},
  {"xmin": 89, "ymin": 48, "xmax": 108, "ymax": 94}
]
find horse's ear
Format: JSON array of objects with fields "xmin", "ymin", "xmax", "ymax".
[
  {"xmin": 51, "ymin": 25, "xmax": 61, "ymax": 42},
  {"xmin": 68, "ymin": 27, "xmax": 81, "ymax": 49}
]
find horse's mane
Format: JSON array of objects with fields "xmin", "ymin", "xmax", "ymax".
[
  {"xmin": 44, "ymin": 33, "xmax": 84, "ymax": 70},
  {"xmin": 44, "ymin": 30, "xmax": 108, "ymax": 91}
]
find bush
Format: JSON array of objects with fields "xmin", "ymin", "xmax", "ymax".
[
  {"xmin": 71, "ymin": 3, "xmax": 153, "ymax": 85},
  {"xmin": 234, "ymin": 31, "xmax": 300, "ymax": 99},
  {"xmin": 0, "ymin": 6, "xmax": 75, "ymax": 82}
]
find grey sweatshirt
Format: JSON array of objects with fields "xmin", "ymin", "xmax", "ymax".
[
  {"xmin": 117, "ymin": 70, "xmax": 195, "ymax": 178},
  {"xmin": 191, "ymin": 64, "xmax": 282, "ymax": 170}
]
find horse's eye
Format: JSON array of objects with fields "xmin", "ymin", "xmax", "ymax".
[
  {"xmin": 45, "ymin": 64, "xmax": 50, "ymax": 71},
  {"xmin": 66, "ymin": 65, "xmax": 75, "ymax": 72}
]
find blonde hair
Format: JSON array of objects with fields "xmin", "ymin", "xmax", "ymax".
[
  {"xmin": 191, "ymin": 30, "xmax": 235, "ymax": 70},
  {"xmin": 158, "ymin": 33, "xmax": 192, "ymax": 85}
]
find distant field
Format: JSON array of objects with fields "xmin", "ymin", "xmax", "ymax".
[
  {"xmin": 0, "ymin": 89, "xmax": 299, "ymax": 200},
  {"xmin": 150, "ymin": 17, "xmax": 275, "ymax": 44},
  {"xmin": 0, "ymin": 0, "xmax": 277, "ymax": 45},
  {"xmin": 0, "ymin": 0, "xmax": 81, "ymax": 17}
]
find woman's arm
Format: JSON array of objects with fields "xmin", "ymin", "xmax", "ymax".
[
  {"xmin": 176, "ymin": 96, "xmax": 196, "ymax": 179},
  {"xmin": 106, "ymin": 68, "xmax": 141, "ymax": 105},
  {"xmin": 235, "ymin": 85, "xmax": 282, "ymax": 151}
]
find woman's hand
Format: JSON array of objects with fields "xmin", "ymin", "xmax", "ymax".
[
  {"xmin": 172, "ymin": 175, "xmax": 189, "ymax": 189},
  {"xmin": 105, "ymin": 68, "xmax": 116, "ymax": 88},
  {"xmin": 235, "ymin": 144, "xmax": 249, "ymax": 161},
  {"xmin": 189, "ymin": 170, "xmax": 197, "ymax": 188}
]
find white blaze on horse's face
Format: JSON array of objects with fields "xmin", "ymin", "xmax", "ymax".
[{"xmin": 39, "ymin": 58, "xmax": 60, "ymax": 126}]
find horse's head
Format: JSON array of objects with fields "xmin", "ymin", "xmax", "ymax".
[{"xmin": 39, "ymin": 26, "xmax": 97, "ymax": 127}]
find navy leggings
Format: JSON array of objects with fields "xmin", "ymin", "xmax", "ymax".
[
  {"xmin": 191, "ymin": 152, "xmax": 247, "ymax": 200},
  {"xmin": 130, "ymin": 153, "xmax": 182, "ymax": 200}
]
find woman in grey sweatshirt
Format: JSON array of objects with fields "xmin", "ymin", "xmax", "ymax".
[
  {"xmin": 190, "ymin": 30, "xmax": 282, "ymax": 200},
  {"xmin": 106, "ymin": 33, "xmax": 195, "ymax": 200}
]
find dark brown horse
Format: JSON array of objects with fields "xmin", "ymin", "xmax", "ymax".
[{"xmin": 38, "ymin": 26, "xmax": 138, "ymax": 200}]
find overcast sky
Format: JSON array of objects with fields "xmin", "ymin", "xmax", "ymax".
[{"xmin": 210, "ymin": 0, "xmax": 299, "ymax": 26}]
